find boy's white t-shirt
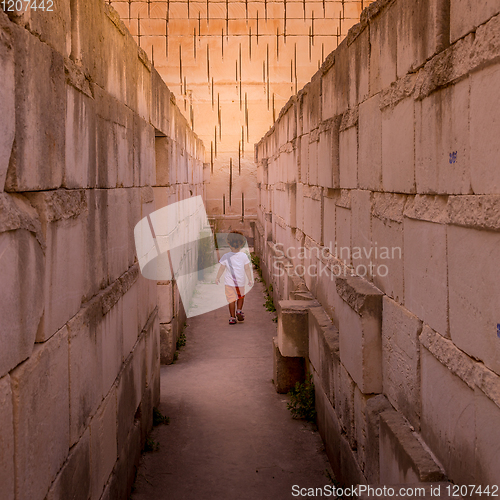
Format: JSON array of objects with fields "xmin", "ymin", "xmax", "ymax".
[{"xmin": 219, "ymin": 251, "xmax": 250, "ymax": 287}]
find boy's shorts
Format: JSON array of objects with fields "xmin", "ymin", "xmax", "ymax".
[{"xmin": 225, "ymin": 285, "xmax": 242, "ymax": 303}]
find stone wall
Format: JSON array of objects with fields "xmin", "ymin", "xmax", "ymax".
[
  {"xmin": 256, "ymin": 0, "xmax": 500, "ymax": 489},
  {"xmin": 0, "ymin": 1, "xmax": 205, "ymax": 499}
]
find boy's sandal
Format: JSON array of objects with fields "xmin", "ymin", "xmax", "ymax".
[
  {"xmin": 236, "ymin": 311, "xmax": 245, "ymax": 322},
  {"xmin": 229, "ymin": 317, "xmax": 237, "ymax": 325}
]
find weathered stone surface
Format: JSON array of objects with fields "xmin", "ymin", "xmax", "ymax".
[
  {"xmin": 420, "ymin": 345, "xmax": 476, "ymax": 483},
  {"xmin": 371, "ymin": 216, "xmax": 404, "ymax": 304},
  {"xmin": 123, "ymin": 283, "xmax": 140, "ymax": 359},
  {"xmin": 67, "ymin": 299, "xmax": 103, "ymax": 446},
  {"xmin": 404, "ymin": 194, "xmax": 449, "ymax": 224},
  {"xmin": 348, "ymin": 27, "xmax": 370, "ymax": 107},
  {"xmin": 45, "ymin": 429, "xmax": 90, "ymax": 500},
  {"xmin": 403, "ymin": 218, "xmax": 448, "ymax": 336},
  {"xmin": 101, "ymin": 301, "xmax": 124, "ymax": 397},
  {"xmin": 90, "ymin": 386, "xmax": 117, "ymax": 500},
  {"xmin": 6, "ymin": 24, "xmax": 65, "ymax": 191},
  {"xmin": 336, "ymin": 275, "xmax": 384, "ymax": 316},
  {"xmin": 160, "ymin": 322, "xmax": 175, "ymax": 365},
  {"xmin": 381, "ymin": 98, "xmax": 415, "ymax": 193},
  {"xmin": 415, "ymin": 79, "xmax": 471, "ymax": 194},
  {"xmin": 448, "ymin": 195, "xmax": 500, "ymax": 231},
  {"xmin": 0, "ymin": 227, "xmax": 43, "ymax": 378},
  {"xmin": 65, "ymin": 86, "xmax": 96, "ymax": 189},
  {"xmin": 277, "ymin": 300, "xmax": 312, "ymax": 358},
  {"xmin": 369, "ymin": 0, "xmax": 398, "ymax": 95},
  {"xmin": 358, "ymin": 95, "xmax": 382, "ymax": 191},
  {"xmin": 474, "ymin": 388, "xmax": 500, "ymax": 486},
  {"xmin": 272, "ymin": 337, "xmax": 306, "ymax": 394},
  {"xmin": 470, "ymin": 62, "xmax": 500, "ymax": 194},
  {"xmin": 447, "ymin": 225, "xmax": 500, "ymax": 375},
  {"xmin": 451, "ymin": 0, "xmax": 500, "ymax": 43},
  {"xmin": 339, "ymin": 126, "xmax": 358, "ymax": 189},
  {"xmin": 382, "ymin": 297, "xmax": 422, "ymax": 429},
  {"xmin": 117, "ymin": 337, "xmax": 147, "ymax": 453},
  {"xmin": 11, "ymin": 327, "xmax": 69, "ymax": 500},
  {"xmin": 351, "ymin": 190, "xmax": 373, "ymax": 276},
  {"xmin": 308, "ymin": 306, "xmax": 339, "ymax": 405},
  {"xmin": 144, "ymin": 310, "xmax": 160, "ymax": 387},
  {"xmin": 0, "ymin": 11, "xmax": 15, "ymax": 193},
  {"xmin": 396, "ymin": 0, "xmax": 450, "ymax": 78},
  {"xmin": 364, "ymin": 394, "xmax": 392, "ymax": 484},
  {"xmin": 0, "ymin": 375, "xmax": 14, "ymax": 500},
  {"xmin": 379, "ymin": 409, "xmax": 445, "ymax": 484},
  {"xmin": 158, "ymin": 281, "xmax": 174, "ymax": 324}
]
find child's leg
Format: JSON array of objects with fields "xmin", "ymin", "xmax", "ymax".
[
  {"xmin": 228, "ymin": 301, "xmax": 236, "ymax": 318},
  {"xmin": 236, "ymin": 296, "xmax": 245, "ymax": 311}
]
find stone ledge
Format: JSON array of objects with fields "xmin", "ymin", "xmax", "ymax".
[
  {"xmin": 101, "ymin": 264, "xmax": 140, "ymax": 315},
  {"xmin": 336, "ymin": 275, "xmax": 383, "ymax": 317},
  {"xmin": 380, "ymin": 409, "xmax": 445, "ymax": 482}
]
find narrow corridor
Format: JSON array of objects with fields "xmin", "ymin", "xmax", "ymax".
[{"xmin": 131, "ymin": 278, "xmax": 332, "ymax": 500}]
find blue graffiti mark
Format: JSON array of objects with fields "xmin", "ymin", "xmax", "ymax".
[
  {"xmin": 449, "ymin": 151, "xmax": 458, "ymax": 164},
  {"xmin": 497, "ymin": 324, "xmax": 500, "ymax": 339}
]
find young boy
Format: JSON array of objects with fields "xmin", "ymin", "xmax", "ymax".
[{"xmin": 215, "ymin": 231, "xmax": 253, "ymax": 324}]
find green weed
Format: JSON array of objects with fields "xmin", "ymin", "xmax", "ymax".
[{"xmin": 287, "ymin": 373, "xmax": 317, "ymax": 422}]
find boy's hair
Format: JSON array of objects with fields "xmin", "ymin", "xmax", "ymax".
[{"xmin": 227, "ymin": 231, "xmax": 246, "ymax": 249}]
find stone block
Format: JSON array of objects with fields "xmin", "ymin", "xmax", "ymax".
[
  {"xmin": 334, "ymin": 42, "xmax": 350, "ymax": 115},
  {"xmin": 379, "ymin": 409, "xmax": 445, "ymax": 484},
  {"xmin": 335, "ymin": 207, "xmax": 351, "ymax": 266},
  {"xmin": 451, "ymin": 0, "xmax": 500, "ymax": 43},
  {"xmin": 371, "ymin": 216, "xmax": 404, "ymax": 304},
  {"xmin": 117, "ymin": 336, "xmax": 147, "ymax": 453},
  {"xmin": 322, "ymin": 65, "xmax": 337, "ymax": 120},
  {"xmin": 158, "ymin": 281, "xmax": 174, "ymax": 324},
  {"xmin": 100, "ymin": 301, "xmax": 124, "ymax": 396},
  {"xmin": 101, "ymin": 421, "xmax": 141, "ymax": 500},
  {"xmin": 0, "ymin": 12, "xmax": 15, "ymax": 193},
  {"xmin": 348, "ymin": 28, "xmax": 370, "ymax": 107},
  {"xmin": 315, "ymin": 372, "xmax": 342, "ymax": 476},
  {"xmin": 65, "ymin": 86, "xmax": 97, "ymax": 189},
  {"xmin": 160, "ymin": 323, "xmax": 175, "ymax": 365},
  {"xmin": 6, "ymin": 24, "xmax": 65, "ymax": 191},
  {"xmin": 0, "ymin": 375, "xmax": 14, "ymax": 500},
  {"xmin": 123, "ymin": 283, "xmax": 140, "ymax": 359},
  {"xmin": 396, "ymin": 0, "xmax": 449, "ymax": 78},
  {"xmin": 90, "ymin": 386, "xmax": 117, "ymax": 500},
  {"xmin": 25, "ymin": 190, "xmax": 87, "ymax": 342},
  {"xmin": 420, "ymin": 345, "xmax": 476, "ymax": 483},
  {"xmin": 382, "ymin": 98, "xmax": 415, "ymax": 193},
  {"xmin": 333, "ymin": 363, "xmax": 356, "ymax": 447},
  {"xmin": 382, "ymin": 297, "xmax": 423, "ymax": 429},
  {"xmin": 107, "ymin": 188, "xmax": 130, "ymax": 283},
  {"xmin": 303, "ymin": 195, "xmax": 322, "ymax": 245},
  {"xmin": 369, "ymin": 1, "xmax": 398, "ymax": 95},
  {"xmin": 358, "ymin": 95, "xmax": 382, "ymax": 191},
  {"xmin": 353, "ymin": 386, "xmax": 374, "ymax": 475},
  {"xmin": 135, "ymin": 115, "xmax": 156, "ymax": 187},
  {"xmin": 351, "ymin": 190, "xmax": 372, "ymax": 278},
  {"xmin": 0, "ymin": 227, "xmax": 43, "ymax": 378},
  {"xmin": 323, "ymin": 195, "xmax": 336, "ymax": 252},
  {"xmin": 403, "ymin": 218, "xmax": 448, "ymax": 336},
  {"xmin": 67, "ymin": 301, "xmax": 103, "ymax": 446},
  {"xmin": 308, "ymin": 306, "xmax": 339, "ymax": 405},
  {"xmin": 155, "ymin": 136, "xmax": 172, "ymax": 187},
  {"xmin": 336, "ymin": 275, "xmax": 384, "ymax": 394},
  {"xmin": 11, "ymin": 327, "xmax": 69, "ymax": 500},
  {"xmin": 475, "ymin": 387, "xmax": 500, "ymax": 487},
  {"xmin": 364, "ymin": 394, "xmax": 392, "ymax": 484},
  {"xmin": 277, "ymin": 300, "xmax": 311, "ymax": 358},
  {"xmin": 339, "ymin": 126, "xmax": 358, "ymax": 189},
  {"xmin": 143, "ymin": 309, "xmax": 159, "ymax": 385},
  {"xmin": 272, "ymin": 337, "xmax": 305, "ymax": 394},
  {"xmin": 415, "ymin": 79, "xmax": 471, "ymax": 194},
  {"xmin": 45, "ymin": 429, "xmax": 90, "ymax": 500},
  {"xmin": 470, "ymin": 63, "xmax": 500, "ymax": 194},
  {"xmin": 318, "ymin": 123, "xmax": 340, "ymax": 189},
  {"xmin": 448, "ymin": 225, "xmax": 500, "ymax": 375}
]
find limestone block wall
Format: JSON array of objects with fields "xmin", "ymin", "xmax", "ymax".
[
  {"xmin": 0, "ymin": 1, "xmax": 205, "ymax": 499},
  {"xmin": 255, "ymin": 0, "xmax": 500, "ymax": 488}
]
